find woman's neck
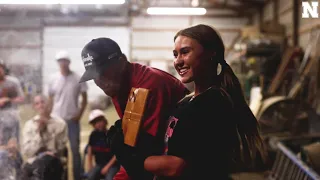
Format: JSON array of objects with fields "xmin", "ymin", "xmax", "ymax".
[{"xmin": 194, "ymin": 75, "xmax": 218, "ymax": 96}]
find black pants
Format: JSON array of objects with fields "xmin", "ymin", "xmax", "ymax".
[{"xmin": 22, "ymin": 154, "xmax": 64, "ymax": 180}]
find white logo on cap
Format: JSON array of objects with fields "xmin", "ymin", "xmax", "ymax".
[{"xmin": 82, "ymin": 53, "xmax": 94, "ymax": 67}]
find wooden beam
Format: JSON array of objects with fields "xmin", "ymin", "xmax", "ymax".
[
  {"xmin": 43, "ymin": 21, "xmax": 129, "ymax": 27},
  {"xmin": 258, "ymin": 6, "xmax": 264, "ymax": 30},
  {"xmin": 0, "ymin": 45, "xmax": 41, "ymax": 49},
  {"xmin": 299, "ymin": 24, "xmax": 320, "ymax": 35},
  {"xmin": 286, "ymin": 23, "xmax": 320, "ymax": 38},
  {"xmin": 233, "ymin": 0, "xmax": 264, "ymax": 8},
  {"xmin": 279, "ymin": 5, "xmax": 293, "ymax": 16},
  {"xmin": 204, "ymin": 3, "xmax": 251, "ymax": 13},
  {"xmin": 132, "ymin": 27, "xmax": 240, "ymax": 33},
  {"xmin": 293, "ymin": 0, "xmax": 299, "ymax": 46},
  {"xmin": 273, "ymin": 0, "xmax": 279, "ymax": 22}
]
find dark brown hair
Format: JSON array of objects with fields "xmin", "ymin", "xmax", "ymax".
[{"xmin": 174, "ymin": 24, "xmax": 267, "ymax": 169}]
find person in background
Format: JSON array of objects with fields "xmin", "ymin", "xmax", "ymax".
[
  {"xmin": 108, "ymin": 24, "xmax": 268, "ymax": 180},
  {"xmin": 79, "ymin": 38, "xmax": 189, "ymax": 180},
  {"xmin": 48, "ymin": 51, "xmax": 88, "ymax": 180},
  {"xmin": 21, "ymin": 95, "xmax": 68, "ymax": 180},
  {"xmin": 0, "ymin": 63, "xmax": 25, "ymax": 138},
  {"xmin": 0, "ymin": 63, "xmax": 25, "ymax": 179},
  {"xmin": 86, "ymin": 109, "xmax": 119, "ymax": 180}
]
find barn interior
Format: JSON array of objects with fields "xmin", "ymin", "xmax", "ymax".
[{"xmin": 0, "ymin": 0, "xmax": 320, "ymax": 180}]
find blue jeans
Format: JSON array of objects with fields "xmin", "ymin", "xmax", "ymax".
[
  {"xmin": 0, "ymin": 109, "xmax": 20, "ymax": 144},
  {"xmin": 0, "ymin": 150, "xmax": 16, "ymax": 180},
  {"xmin": 67, "ymin": 120, "xmax": 82, "ymax": 180},
  {"xmin": 87, "ymin": 165, "xmax": 119, "ymax": 180}
]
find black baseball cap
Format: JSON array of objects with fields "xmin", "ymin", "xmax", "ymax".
[{"xmin": 79, "ymin": 38, "xmax": 122, "ymax": 83}]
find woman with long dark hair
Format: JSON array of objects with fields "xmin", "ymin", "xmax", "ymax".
[{"xmin": 108, "ymin": 24, "xmax": 267, "ymax": 180}]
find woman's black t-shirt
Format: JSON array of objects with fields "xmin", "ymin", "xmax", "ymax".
[{"xmin": 163, "ymin": 87, "xmax": 239, "ymax": 180}]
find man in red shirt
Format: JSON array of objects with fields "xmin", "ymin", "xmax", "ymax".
[{"xmin": 79, "ymin": 38, "xmax": 189, "ymax": 180}]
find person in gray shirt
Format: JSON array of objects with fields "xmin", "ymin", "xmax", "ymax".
[
  {"xmin": 0, "ymin": 63, "xmax": 24, "ymax": 110},
  {"xmin": 48, "ymin": 51, "xmax": 88, "ymax": 180}
]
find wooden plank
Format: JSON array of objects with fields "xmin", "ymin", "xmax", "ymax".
[
  {"xmin": 286, "ymin": 23, "xmax": 320, "ymax": 38},
  {"xmin": 279, "ymin": 5, "xmax": 293, "ymax": 16},
  {"xmin": 288, "ymin": 56, "xmax": 317, "ymax": 98},
  {"xmin": 122, "ymin": 88, "xmax": 149, "ymax": 147},
  {"xmin": 293, "ymin": 0, "xmax": 299, "ymax": 46},
  {"xmin": 267, "ymin": 47, "xmax": 298, "ymax": 94}
]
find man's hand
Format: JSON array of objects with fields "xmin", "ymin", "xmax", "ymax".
[
  {"xmin": 0, "ymin": 97, "xmax": 10, "ymax": 107},
  {"xmin": 45, "ymin": 151, "xmax": 55, "ymax": 156},
  {"xmin": 37, "ymin": 117, "xmax": 48, "ymax": 133},
  {"xmin": 100, "ymin": 166, "xmax": 110, "ymax": 175}
]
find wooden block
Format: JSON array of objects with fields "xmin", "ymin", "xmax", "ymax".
[{"xmin": 122, "ymin": 88, "xmax": 149, "ymax": 147}]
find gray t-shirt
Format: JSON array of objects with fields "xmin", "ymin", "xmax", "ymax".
[
  {"xmin": 48, "ymin": 72, "xmax": 88, "ymax": 120},
  {"xmin": 0, "ymin": 76, "xmax": 24, "ymax": 110}
]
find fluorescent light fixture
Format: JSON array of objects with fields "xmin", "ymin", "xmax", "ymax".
[
  {"xmin": 0, "ymin": 0, "xmax": 125, "ymax": 4},
  {"xmin": 147, "ymin": 7, "xmax": 206, "ymax": 15}
]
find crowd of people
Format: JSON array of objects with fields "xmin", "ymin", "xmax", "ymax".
[{"xmin": 0, "ymin": 24, "xmax": 268, "ymax": 180}]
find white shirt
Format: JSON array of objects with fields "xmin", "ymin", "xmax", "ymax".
[{"xmin": 48, "ymin": 72, "xmax": 88, "ymax": 120}]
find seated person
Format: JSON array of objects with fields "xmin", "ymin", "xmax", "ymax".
[
  {"xmin": 0, "ymin": 137, "xmax": 20, "ymax": 180},
  {"xmin": 21, "ymin": 95, "xmax": 68, "ymax": 180},
  {"xmin": 87, "ymin": 109, "xmax": 120, "ymax": 180},
  {"xmin": 0, "ymin": 112, "xmax": 23, "ymax": 180}
]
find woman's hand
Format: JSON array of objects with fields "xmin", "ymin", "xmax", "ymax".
[{"xmin": 100, "ymin": 166, "xmax": 110, "ymax": 175}]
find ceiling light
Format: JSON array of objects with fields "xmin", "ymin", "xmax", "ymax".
[
  {"xmin": 191, "ymin": 0, "xmax": 199, "ymax": 7},
  {"xmin": 0, "ymin": 0, "xmax": 125, "ymax": 4},
  {"xmin": 147, "ymin": 7, "xmax": 206, "ymax": 15}
]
